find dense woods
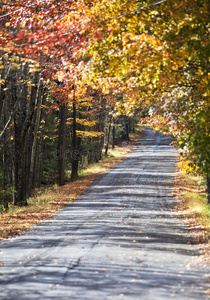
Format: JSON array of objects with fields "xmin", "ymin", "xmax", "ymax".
[{"xmin": 0, "ymin": 0, "xmax": 209, "ymax": 209}]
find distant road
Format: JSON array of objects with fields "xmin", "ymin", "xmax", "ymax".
[{"xmin": 0, "ymin": 128, "xmax": 209, "ymax": 300}]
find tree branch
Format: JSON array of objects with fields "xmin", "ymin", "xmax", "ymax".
[
  {"xmin": 108, "ymin": 0, "xmax": 167, "ymax": 20},
  {"xmin": 0, "ymin": 99, "xmax": 19, "ymax": 140}
]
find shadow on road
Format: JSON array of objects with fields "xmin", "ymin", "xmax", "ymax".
[{"xmin": 0, "ymin": 128, "xmax": 208, "ymax": 300}]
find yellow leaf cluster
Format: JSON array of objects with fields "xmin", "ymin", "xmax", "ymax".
[
  {"xmin": 76, "ymin": 119, "xmax": 97, "ymax": 127},
  {"xmin": 76, "ymin": 130, "xmax": 104, "ymax": 138}
]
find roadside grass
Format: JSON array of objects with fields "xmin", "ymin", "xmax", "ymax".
[
  {"xmin": 80, "ymin": 146, "xmax": 132, "ymax": 177},
  {"xmin": 0, "ymin": 127, "xmax": 143, "ymax": 240},
  {"xmin": 175, "ymin": 171, "xmax": 210, "ymax": 262}
]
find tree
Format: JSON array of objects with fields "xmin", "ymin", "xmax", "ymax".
[
  {"xmin": 0, "ymin": 0, "xmax": 91, "ymax": 205},
  {"xmin": 85, "ymin": 0, "xmax": 210, "ymax": 202}
]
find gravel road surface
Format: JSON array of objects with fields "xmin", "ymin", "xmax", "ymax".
[{"xmin": 0, "ymin": 128, "xmax": 209, "ymax": 300}]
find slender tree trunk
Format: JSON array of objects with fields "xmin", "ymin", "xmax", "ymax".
[
  {"xmin": 28, "ymin": 82, "xmax": 42, "ymax": 195},
  {"xmin": 112, "ymin": 117, "xmax": 115, "ymax": 149},
  {"xmin": 58, "ymin": 101, "xmax": 67, "ymax": 185},
  {"xmin": 12, "ymin": 67, "xmax": 26, "ymax": 206},
  {"xmin": 26, "ymin": 109, "xmax": 36, "ymax": 195},
  {"xmin": 126, "ymin": 116, "xmax": 130, "ymax": 141},
  {"xmin": 37, "ymin": 134, "xmax": 43, "ymax": 188},
  {"xmin": 13, "ymin": 70, "xmax": 39, "ymax": 206},
  {"xmin": 2, "ymin": 95, "xmax": 10, "ymax": 210},
  {"xmin": 14, "ymin": 73, "xmax": 27, "ymax": 206},
  {"xmin": 0, "ymin": 67, "xmax": 5, "ymax": 126},
  {"xmin": 14, "ymin": 115, "xmax": 27, "ymax": 206},
  {"xmin": 98, "ymin": 96, "xmax": 106, "ymax": 160},
  {"xmin": 71, "ymin": 85, "xmax": 79, "ymax": 181},
  {"xmin": 13, "ymin": 65, "xmax": 27, "ymax": 206},
  {"xmin": 207, "ymin": 174, "xmax": 210, "ymax": 204},
  {"xmin": 105, "ymin": 121, "xmax": 111, "ymax": 156}
]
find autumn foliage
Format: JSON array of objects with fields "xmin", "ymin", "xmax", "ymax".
[{"xmin": 0, "ymin": 0, "xmax": 210, "ymax": 207}]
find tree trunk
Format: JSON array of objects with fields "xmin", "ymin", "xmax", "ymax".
[
  {"xmin": 58, "ymin": 101, "xmax": 67, "ymax": 185},
  {"xmin": 14, "ymin": 115, "xmax": 27, "ymax": 206},
  {"xmin": 0, "ymin": 66, "xmax": 5, "ymax": 126},
  {"xmin": 112, "ymin": 117, "xmax": 115, "ymax": 149},
  {"xmin": 37, "ymin": 134, "xmax": 43, "ymax": 188},
  {"xmin": 26, "ymin": 108, "xmax": 36, "ymax": 195},
  {"xmin": 97, "ymin": 96, "xmax": 106, "ymax": 160},
  {"xmin": 71, "ymin": 85, "xmax": 79, "ymax": 181},
  {"xmin": 105, "ymin": 121, "xmax": 111, "ymax": 156},
  {"xmin": 207, "ymin": 174, "xmax": 210, "ymax": 204},
  {"xmin": 126, "ymin": 116, "xmax": 130, "ymax": 141},
  {"xmin": 13, "ymin": 69, "xmax": 39, "ymax": 206},
  {"xmin": 11, "ymin": 66, "xmax": 25, "ymax": 206},
  {"xmin": 28, "ymin": 82, "xmax": 42, "ymax": 195},
  {"xmin": 2, "ymin": 93, "xmax": 10, "ymax": 210}
]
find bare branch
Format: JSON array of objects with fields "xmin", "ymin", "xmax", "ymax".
[
  {"xmin": 108, "ymin": 0, "xmax": 167, "ymax": 20},
  {"xmin": 0, "ymin": 2, "xmax": 37, "ymax": 19},
  {"xmin": 0, "ymin": 99, "xmax": 19, "ymax": 140}
]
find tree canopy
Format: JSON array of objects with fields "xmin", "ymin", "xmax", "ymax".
[
  {"xmin": 0, "ymin": 0, "xmax": 209, "ymax": 205},
  {"xmin": 85, "ymin": 0, "xmax": 210, "ymax": 184}
]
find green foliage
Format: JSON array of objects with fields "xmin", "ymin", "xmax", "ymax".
[
  {"xmin": 0, "ymin": 187, "xmax": 16, "ymax": 198},
  {"xmin": 0, "ymin": 187, "xmax": 16, "ymax": 211}
]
